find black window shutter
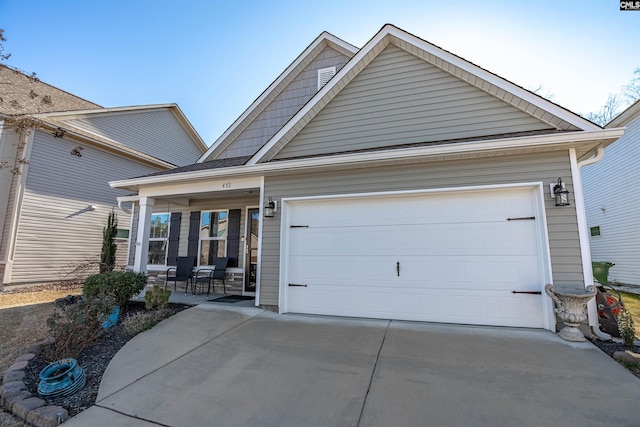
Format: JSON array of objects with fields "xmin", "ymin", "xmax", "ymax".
[
  {"xmin": 227, "ymin": 209, "xmax": 241, "ymax": 267},
  {"xmin": 166, "ymin": 212, "xmax": 181, "ymax": 266},
  {"xmin": 187, "ymin": 211, "xmax": 201, "ymax": 260}
]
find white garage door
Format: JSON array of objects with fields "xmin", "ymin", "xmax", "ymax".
[{"xmin": 283, "ymin": 187, "xmax": 547, "ymax": 328}]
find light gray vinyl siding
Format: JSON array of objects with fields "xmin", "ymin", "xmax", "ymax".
[
  {"xmin": 583, "ymin": 115, "xmax": 640, "ymax": 285},
  {"xmin": 62, "ymin": 109, "xmax": 203, "ymax": 166},
  {"xmin": 128, "ymin": 205, "xmax": 139, "ymax": 266},
  {"xmin": 273, "ymin": 45, "xmax": 554, "ymax": 160},
  {"xmin": 8, "ymin": 130, "xmax": 161, "ymax": 284},
  {"xmin": 259, "ymin": 151, "xmax": 582, "ymax": 306},
  {"xmin": 217, "ymin": 47, "xmax": 351, "ymax": 160}
]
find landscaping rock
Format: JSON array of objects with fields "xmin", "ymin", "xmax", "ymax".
[
  {"xmin": 12, "ymin": 395, "xmax": 46, "ymax": 419},
  {"xmin": 613, "ymin": 350, "xmax": 640, "ymax": 363},
  {"xmin": 1, "ymin": 389, "xmax": 31, "ymax": 410},
  {"xmin": 6, "ymin": 360, "xmax": 29, "ymax": 372},
  {"xmin": 1, "ymin": 380, "xmax": 27, "ymax": 399},
  {"xmin": 26, "ymin": 337, "xmax": 55, "ymax": 355},
  {"xmin": 3, "ymin": 368, "xmax": 25, "ymax": 383},
  {"xmin": 15, "ymin": 352, "xmax": 36, "ymax": 362},
  {"xmin": 26, "ymin": 405, "xmax": 68, "ymax": 427}
]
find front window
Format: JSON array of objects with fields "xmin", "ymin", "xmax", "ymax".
[
  {"xmin": 199, "ymin": 210, "xmax": 227, "ymax": 265},
  {"xmin": 148, "ymin": 213, "xmax": 170, "ymax": 265}
]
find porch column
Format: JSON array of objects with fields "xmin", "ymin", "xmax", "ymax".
[{"xmin": 133, "ymin": 196, "xmax": 154, "ymax": 273}]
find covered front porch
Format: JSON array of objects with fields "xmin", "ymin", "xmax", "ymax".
[{"xmin": 118, "ymin": 174, "xmax": 265, "ymax": 299}]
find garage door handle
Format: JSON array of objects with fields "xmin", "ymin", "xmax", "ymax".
[
  {"xmin": 397, "ymin": 261, "xmax": 400, "ymax": 277},
  {"xmin": 289, "ymin": 283, "xmax": 307, "ymax": 287},
  {"xmin": 512, "ymin": 291, "xmax": 542, "ymax": 295}
]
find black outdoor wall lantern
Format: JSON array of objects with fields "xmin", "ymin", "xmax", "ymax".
[
  {"xmin": 553, "ymin": 178, "xmax": 570, "ymax": 206},
  {"xmin": 264, "ymin": 196, "xmax": 277, "ymax": 218}
]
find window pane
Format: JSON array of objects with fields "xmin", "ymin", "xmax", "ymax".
[
  {"xmin": 150, "ymin": 214, "xmax": 170, "ymax": 239},
  {"xmin": 199, "ymin": 240, "xmax": 226, "ymax": 266},
  {"xmin": 148, "ymin": 240, "xmax": 167, "ymax": 265},
  {"xmin": 201, "ymin": 211, "xmax": 228, "ymax": 238}
]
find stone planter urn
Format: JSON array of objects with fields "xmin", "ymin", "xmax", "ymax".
[{"xmin": 545, "ymin": 284, "xmax": 597, "ymax": 342}]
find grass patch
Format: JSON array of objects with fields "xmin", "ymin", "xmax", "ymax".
[{"xmin": 618, "ymin": 291, "xmax": 640, "ymax": 337}]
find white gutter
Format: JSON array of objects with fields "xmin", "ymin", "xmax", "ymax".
[{"xmin": 111, "ymin": 128, "xmax": 624, "ymax": 189}]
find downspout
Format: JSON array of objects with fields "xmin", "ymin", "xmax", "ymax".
[
  {"xmin": 117, "ymin": 199, "xmax": 132, "ymax": 214},
  {"xmin": 577, "ymin": 146, "xmax": 604, "ymax": 168},
  {"xmin": 573, "ymin": 146, "xmax": 609, "ymax": 339}
]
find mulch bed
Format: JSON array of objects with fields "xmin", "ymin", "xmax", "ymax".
[{"xmin": 21, "ymin": 301, "xmax": 190, "ymax": 418}]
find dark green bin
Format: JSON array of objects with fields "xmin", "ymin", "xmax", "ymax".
[{"xmin": 592, "ymin": 261, "xmax": 615, "ymax": 285}]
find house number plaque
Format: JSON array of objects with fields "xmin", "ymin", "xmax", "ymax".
[{"xmin": 222, "ymin": 182, "xmax": 231, "ymax": 189}]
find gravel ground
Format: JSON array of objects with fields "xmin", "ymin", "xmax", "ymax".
[{"xmin": 21, "ymin": 301, "xmax": 189, "ymax": 418}]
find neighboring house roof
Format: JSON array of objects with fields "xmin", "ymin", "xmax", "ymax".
[
  {"xmin": 37, "ymin": 104, "xmax": 208, "ymax": 166},
  {"xmin": 606, "ymin": 98, "xmax": 640, "ymax": 128},
  {"xmin": 198, "ymin": 31, "xmax": 358, "ymax": 162},
  {"xmin": 249, "ymin": 24, "xmax": 600, "ymax": 165},
  {"xmin": 0, "ymin": 64, "xmax": 100, "ymax": 115}
]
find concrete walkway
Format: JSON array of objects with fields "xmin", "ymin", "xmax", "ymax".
[{"xmin": 64, "ymin": 304, "xmax": 640, "ymax": 427}]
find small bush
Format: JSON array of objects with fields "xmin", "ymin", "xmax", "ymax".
[
  {"xmin": 145, "ymin": 285, "xmax": 170, "ymax": 310},
  {"xmin": 84, "ymin": 271, "xmax": 147, "ymax": 308},
  {"xmin": 122, "ymin": 308, "xmax": 173, "ymax": 336},
  {"xmin": 46, "ymin": 296, "xmax": 114, "ymax": 360},
  {"xmin": 618, "ymin": 309, "xmax": 636, "ymax": 346}
]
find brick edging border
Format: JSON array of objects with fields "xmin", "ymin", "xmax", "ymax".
[{"xmin": 0, "ymin": 337, "xmax": 69, "ymax": 427}]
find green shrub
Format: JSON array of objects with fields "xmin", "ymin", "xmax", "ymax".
[
  {"xmin": 122, "ymin": 308, "xmax": 173, "ymax": 336},
  {"xmin": 145, "ymin": 285, "xmax": 171, "ymax": 310},
  {"xmin": 617, "ymin": 308, "xmax": 636, "ymax": 346},
  {"xmin": 84, "ymin": 271, "xmax": 147, "ymax": 308},
  {"xmin": 46, "ymin": 296, "xmax": 114, "ymax": 359}
]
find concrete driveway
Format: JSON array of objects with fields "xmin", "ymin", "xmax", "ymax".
[{"xmin": 65, "ymin": 304, "xmax": 640, "ymax": 427}]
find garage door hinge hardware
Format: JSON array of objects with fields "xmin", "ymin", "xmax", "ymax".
[
  {"xmin": 290, "ymin": 225, "xmax": 309, "ymax": 228},
  {"xmin": 288, "ymin": 283, "xmax": 308, "ymax": 287},
  {"xmin": 507, "ymin": 217, "xmax": 535, "ymax": 221},
  {"xmin": 512, "ymin": 290, "xmax": 542, "ymax": 295}
]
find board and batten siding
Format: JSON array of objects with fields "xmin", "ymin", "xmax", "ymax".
[
  {"xmin": 259, "ymin": 151, "xmax": 582, "ymax": 306},
  {"xmin": 583, "ymin": 115, "xmax": 640, "ymax": 285},
  {"xmin": 62, "ymin": 109, "xmax": 203, "ymax": 166},
  {"xmin": 273, "ymin": 45, "xmax": 554, "ymax": 160},
  {"xmin": 8, "ymin": 130, "xmax": 162, "ymax": 284},
  {"xmin": 217, "ymin": 47, "xmax": 351, "ymax": 160}
]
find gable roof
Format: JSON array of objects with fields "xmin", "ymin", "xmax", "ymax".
[
  {"xmin": 197, "ymin": 31, "xmax": 358, "ymax": 162},
  {"xmin": 0, "ymin": 64, "xmax": 100, "ymax": 115},
  {"xmin": 38, "ymin": 104, "xmax": 208, "ymax": 154},
  {"xmin": 248, "ymin": 24, "xmax": 601, "ymax": 165},
  {"xmin": 607, "ymin": 98, "xmax": 640, "ymax": 128}
]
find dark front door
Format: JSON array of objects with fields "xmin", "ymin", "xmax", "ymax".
[{"xmin": 244, "ymin": 208, "xmax": 259, "ymax": 293}]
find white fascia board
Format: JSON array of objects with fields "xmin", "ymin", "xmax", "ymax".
[
  {"xmin": 110, "ymin": 128, "xmax": 624, "ymax": 190},
  {"xmin": 385, "ymin": 26, "xmax": 601, "ymax": 132},
  {"xmin": 249, "ymin": 25, "xmax": 601, "ymax": 165},
  {"xmin": 248, "ymin": 28, "xmax": 390, "ymax": 165},
  {"xmin": 198, "ymin": 32, "xmax": 359, "ymax": 163},
  {"xmin": 607, "ymin": 99, "xmax": 640, "ymax": 128},
  {"xmin": 35, "ymin": 103, "xmax": 177, "ymax": 120}
]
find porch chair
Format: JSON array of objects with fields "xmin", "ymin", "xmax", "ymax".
[
  {"xmin": 165, "ymin": 256, "xmax": 196, "ymax": 295},
  {"xmin": 193, "ymin": 257, "xmax": 229, "ymax": 298}
]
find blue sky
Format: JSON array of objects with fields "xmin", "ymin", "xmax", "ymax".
[{"xmin": 1, "ymin": 0, "xmax": 638, "ymax": 145}]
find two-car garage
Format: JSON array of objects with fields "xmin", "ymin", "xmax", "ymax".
[{"xmin": 280, "ymin": 186, "xmax": 552, "ymax": 329}]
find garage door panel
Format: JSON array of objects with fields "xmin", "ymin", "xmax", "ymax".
[{"xmin": 284, "ymin": 188, "xmax": 546, "ymax": 328}]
